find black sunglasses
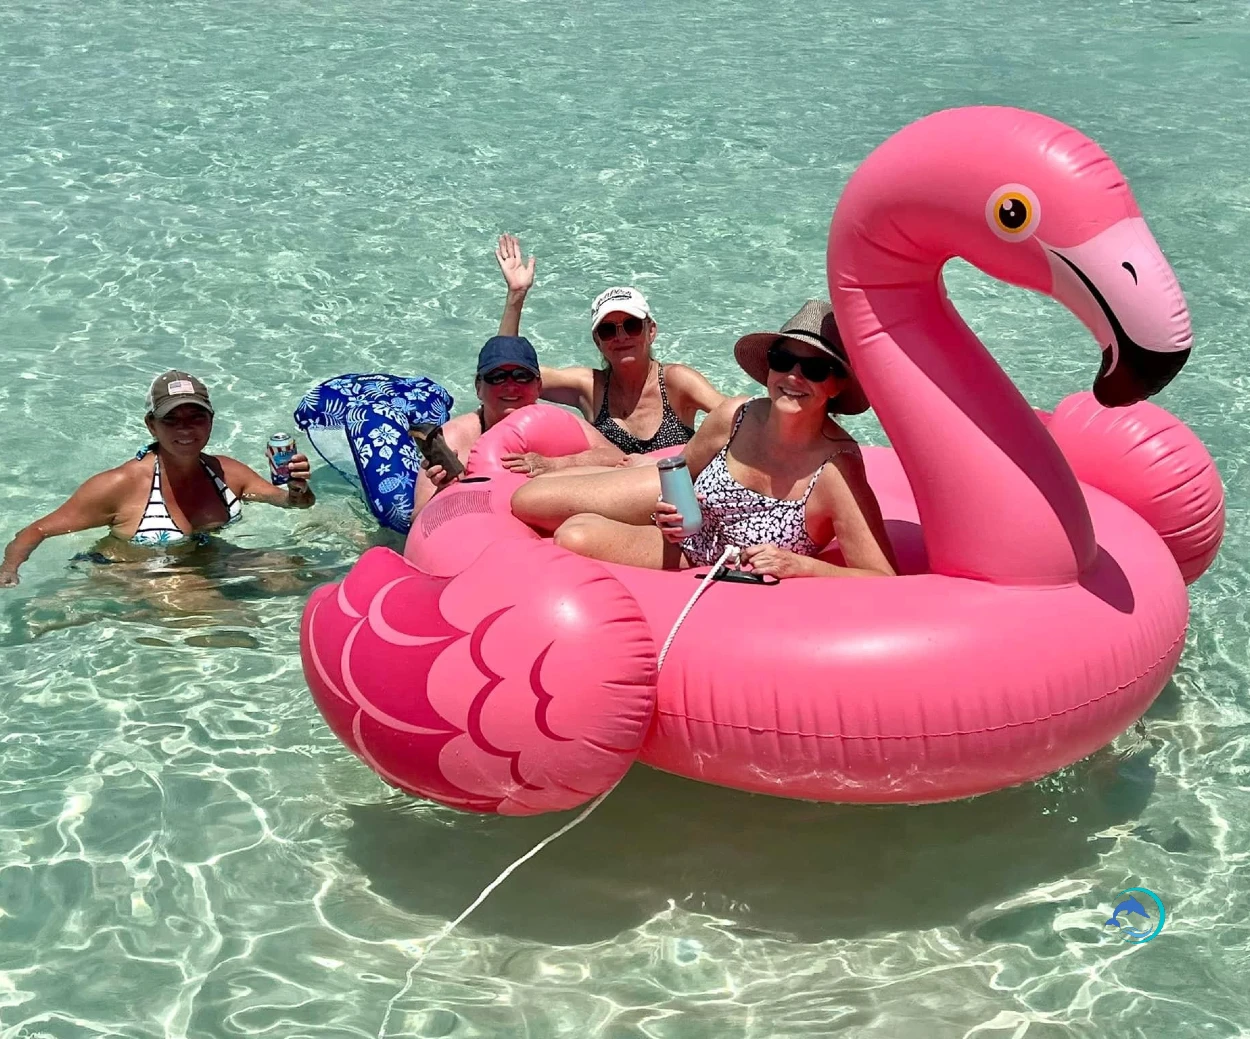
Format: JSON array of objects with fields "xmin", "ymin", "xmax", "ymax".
[
  {"xmin": 767, "ymin": 343, "xmax": 845, "ymax": 383},
  {"xmin": 481, "ymin": 367, "xmax": 537, "ymax": 385},
  {"xmin": 596, "ymin": 316, "xmax": 645, "ymax": 341}
]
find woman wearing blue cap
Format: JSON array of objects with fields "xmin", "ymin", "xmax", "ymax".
[{"xmin": 414, "ymin": 335, "xmax": 627, "ymax": 511}]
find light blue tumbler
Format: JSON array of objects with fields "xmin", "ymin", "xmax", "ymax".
[{"xmin": 657, "ymin": 456, "xmax": 703, "ymax": 537}]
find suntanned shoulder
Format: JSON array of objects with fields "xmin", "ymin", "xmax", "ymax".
[
  {"xmin": 814, "ymin": 446, "xmax": 872, "ymax": 510},
  {"xmin": 88, "ymin": 459, "xmax": 148, "ymax": 497},
  {"xmin": 213, "ymin": 455, "xmax": 253, "ymax": 480},
  {"xmin": 662, "ymin": 361, "xmax": 711, "ymax": 391},
  {"xmin": 823, "ymin": 439, "xmax": 865, "ymax": 475},
  {"xmin": 680, "ymin": 396, "xmax": 750, "ymax": 476},
  {"xmin": 662, "ymin": 363, "xmax": 712, "ymax": 389},
  {"xmin": 662, "ymin": 362, "xmax": 697, "ymax": 380},
  {"xmin": 441, "ymin": 411, "xmax": 486, "ymax": 455},
  {"xmin": 665, "ymin": 361, "xmax": 724, "ymax": 400},
  {"xmin": 212, "ymin": 454, "xmax": 272, "ymax": 493},
  {"xmin": 704, "ymin": 395, "xmax": 750, "ymax": 433},
  {"xmin": 59, "ymin": 463, "xmax": 142, "ymax": 523}
]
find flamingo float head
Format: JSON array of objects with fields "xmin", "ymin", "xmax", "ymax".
[
  {"xmin": 832, "ymin": 106, "xmax": 1193, "ymax": 406},
  {"xmin": 829, "ymin": 109, "xmax": 1198, "ymax": 584}
]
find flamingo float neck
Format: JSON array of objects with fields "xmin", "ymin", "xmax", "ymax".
[{"xmin": 829, "ymin": 107, "xmax": 1193, "ymax": 586}]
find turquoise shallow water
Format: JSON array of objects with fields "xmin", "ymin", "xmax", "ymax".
[{"xmin": 2, "ymin": 0, "xmax": 1249, "ymax": 1035}]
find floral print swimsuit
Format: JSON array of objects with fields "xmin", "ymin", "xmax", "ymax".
[{"xmin": 681, "ymin": 401, "xmax": 859, "ymax": 566}]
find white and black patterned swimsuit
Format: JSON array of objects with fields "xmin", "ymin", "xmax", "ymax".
[{"xmin": 681, "ymin": 401, "xmax": 857, "ymax": 566}]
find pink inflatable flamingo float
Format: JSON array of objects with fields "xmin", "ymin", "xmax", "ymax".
[{"xmin": 301, "ymin": 107, "xmax": 1223, "ymax": 815}]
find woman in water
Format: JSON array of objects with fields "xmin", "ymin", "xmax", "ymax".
[
  {"xmin": 493, "ymin": 234, "xmax": 727, "ymax": 475},
  {"xmin": 511, "ymin": 302, "xmax": 896, "ymax": 580},
  {"xmin": 0, "ymin": 370, "xmax": 315, "ymax": 587}
]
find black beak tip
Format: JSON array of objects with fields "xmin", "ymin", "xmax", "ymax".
[
  {"xmin": 1092, "ymin": 378, "xmax": 1138, "ymax": 408},
  {"xmin": 1093, "ymin": 344, "xmax": 1190, "ymax": 408}
]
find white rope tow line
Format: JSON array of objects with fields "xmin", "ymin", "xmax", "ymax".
[
  {"xmin": 379, "ymin": 545, "xmax": 743, "ymax": 1037},
  {"xmin": 657, "ymin": 544, "xmax": 740, "ymax": 670}
]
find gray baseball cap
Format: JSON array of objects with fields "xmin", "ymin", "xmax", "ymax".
[{"xmin": 146, "ymin": 370, "xmax": 214, "ymax": 418}]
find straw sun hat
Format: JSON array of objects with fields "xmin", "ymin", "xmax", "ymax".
[{"xmin": 732, "ymin": 300, "xmax": 869, "ymax": 415}]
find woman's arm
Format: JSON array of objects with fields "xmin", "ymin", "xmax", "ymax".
[
  {"xmin": 781, "ymin": 451, "xmax": 896, "ymax": 578},
  {"xmin": 663, "ymin": 364, "xmax": 729, "ymax": 426},
  {"xmin": 413, "ymin": 463, "xmax": 442, "ymax": 513},
  {"xmin": 501, "ymin": 417, "xmax": 627, "ymax": 476},
  {"xmin": 495, "ymin": 234, "xmax": 535, "ymax": 337},
  {"xmin": 413, "ymin": 414, "xmax": 480, "ymax": 511},
  {"xmin": 568, "ymin": 421, "xmax": 629, "ymax": 468},
  {"xmin": 0, "ymin": 469, "xmax": 129, "ymax": 586},
  {"xmin": 537, "ymin": 365, "xmax": 595, "ymax": 416},
  {"xmin": 829, "ymin": 452, "xmax": 897, "ymax": 576},
  {"xmin": 219, "ymin": 454, "xmax": 316, "ymax": 509}
]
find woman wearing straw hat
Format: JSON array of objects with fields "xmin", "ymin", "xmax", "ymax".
[{"xmin": 511, "ymin": 301, "xmax": 897, "ymax": 580}]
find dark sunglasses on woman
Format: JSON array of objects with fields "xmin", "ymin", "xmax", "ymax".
[
  {"xmin": 767, "ymin": 343, "xmax": 846, "ymax": 383},
  {"xmin": 481, "ymin": 367, "xmax": 538, "ymax": 385},
  {"xmin": 595, "ymin": 316, "xmax": 646, "ymax": 341}
]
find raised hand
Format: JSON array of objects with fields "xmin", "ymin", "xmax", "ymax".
[{"xmin": 495, "ymin": 233, "xmax": 536, "ymax": 295}]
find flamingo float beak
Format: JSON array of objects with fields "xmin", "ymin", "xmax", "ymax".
[{"xmin": 1045, "ymin": 217, "xmax": 1193, "ymax": 406}]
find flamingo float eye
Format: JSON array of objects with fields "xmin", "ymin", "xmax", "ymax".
[{"xmin": 986, "ymin": 184, "xmax": 1041, "ymax": 241}]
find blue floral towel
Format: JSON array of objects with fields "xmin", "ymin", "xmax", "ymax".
[{"xmin": 294, "ymin": 373, "xmax": 454, "ymax": 533}]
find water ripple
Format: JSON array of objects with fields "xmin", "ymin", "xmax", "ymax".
[{"xmin": 3, "ymin": 0, "xmax": 1250, "ymax": 1035}]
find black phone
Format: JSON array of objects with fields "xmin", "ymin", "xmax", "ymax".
[
  {"xmin": 696, "ymin": 567, "xmax": 779, "ymax": 586},
  {"xmin": 410, "ymin": 423, "xmax": 465, "ymax": 479}
]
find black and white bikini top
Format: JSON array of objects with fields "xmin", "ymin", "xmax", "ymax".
[
  {"xmin": 592, "ymin": 363, "xmax": 695, "ymax": 454},
  {"xmin": 128, "ymin": 447, "xmax": 242, "ymax": 547},
  {"xmin": 681, "ymin": 401, "xmax": 859, "ymax": 567}
]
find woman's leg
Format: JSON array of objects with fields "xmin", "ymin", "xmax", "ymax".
[
  {"xmin": 534, "ymin": 465, "xmax": 620, "ymax": 478},
  {"xmin": 534, "ymin": 456, "xmax": 656, "ymax": 479},
  {"xmin": 554, "ymin": 514, "xmax": 687, "ymax": 570},
  {"xmin": 513, "ymin": 465, "xmax": 661, "ymax": 534}
]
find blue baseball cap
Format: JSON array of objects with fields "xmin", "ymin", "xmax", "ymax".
[{"xmin": 476, "ymin": 336, "xmax": 540, "ymax": 377}]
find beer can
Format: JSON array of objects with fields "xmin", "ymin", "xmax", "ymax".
[{"xmin": 267, "ymin": 432, "xmax": 296, "ymax": 486}]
